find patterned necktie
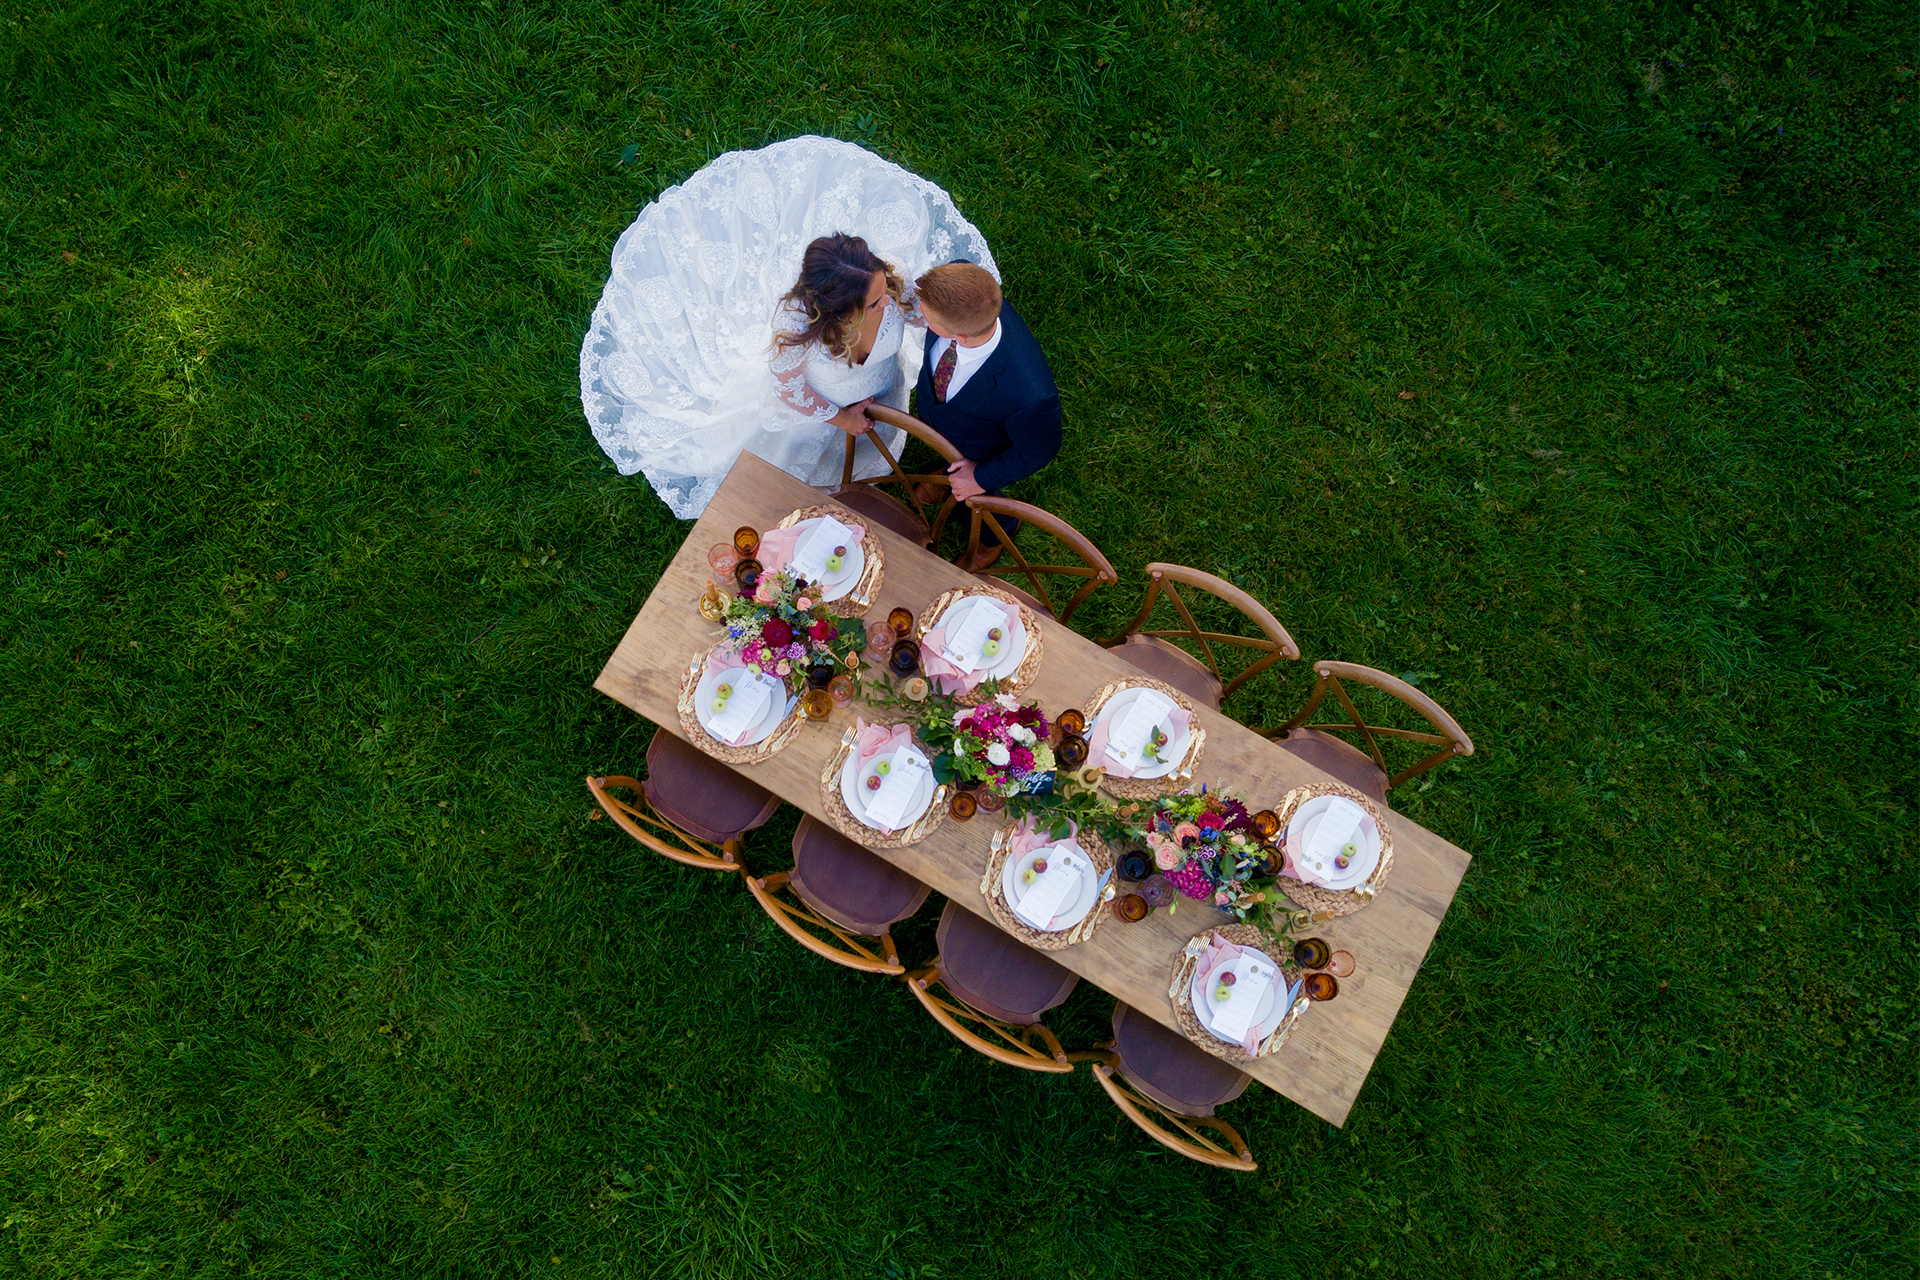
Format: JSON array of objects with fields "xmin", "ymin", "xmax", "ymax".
[{"xmin": 932, "ymin": 341, "xmax": 958, "ymax": 403}]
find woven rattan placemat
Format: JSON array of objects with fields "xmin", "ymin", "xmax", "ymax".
[
  {"xmin": 773, "ymin": 504, "xmax": 885, "ymax": 617},
  {"xmin": 976, "ymin": 820, "xmax": 1115, "ymax": 951},
  {"xmin": 817, "ymin": 728, "xmax": 950, "ymax": 849},
  {"xmin": 1081, "ymin": 677, "xmax": 1207, "ymax": 800},
  {"xmin": 914, "ymin": 585, "xmax": 1045, "ymax": 706},
  {"xmin": 1167, "ymin": 923, "xmax": 1309, "ymax": 1065},
  {"xmin": 1271, "ymin": 783, "xmax": 1394, "ymax": 917},
  {"xmin": 676, "ymin": 648, "xmax": 807, "ymax": 764}
]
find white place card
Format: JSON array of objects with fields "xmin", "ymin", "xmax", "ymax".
[
  {"xmin": 1210, "ymin": 955, "xmax": 1276, "ymax": 1041},
  {"xmin": 706, "ymin": 672, "xmax": 773, "ymax": 741},
  {"xmin": 1305, "ymin": 796, "xmax": 1366, "ymax": 872},
  {"xmin": 938, "ymin": 600, "xmax": 998, "ymax": 674},
  {"xmin": 1013, "ymin": 846, "xmax": 1086, "ymax": 929},
  {"xmin": 1104, "ymin": 689, "xmax": 1175, "ymax": 766},
  {"xmin": 861, "ymin": 748, "xmax": 930, "ymax": 830},
  {"xmin": 791, "ymin": 516, "xmax": 854, "ymax": 584}
]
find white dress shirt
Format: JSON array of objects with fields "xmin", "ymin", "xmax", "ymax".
[{"xmin": 928, "ymin": 320, "xmax": 1002, "ymax": 401}]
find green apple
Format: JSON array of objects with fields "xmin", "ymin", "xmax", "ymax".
[
  {"xmin": 825, "ymin": 554, "xmax": 844, "ymax": 573},
  {"xmin": 1021, "ymin": 868, "xmax": 1037, "ymax": 885},
  {"xmin": 876, "ymin": 760, "xmax": 891, "ymax": 776},
  {"xmin": 1341, "ymin": 842, "xmax": 1357, "ymax": 858},
  {"xmin": 711, "ymin": 698, "xmax": 726, "ymax": 713},
  {"xmin": 1214, "ymin": 984, "xmax": 1231, "ymax": 1003},
  {"xmin": 716, "ymin": 683, "xmax": 733, "ymax": 698},
  {"xmin": 982, "ymin": 639, "xmax": 1000, "ymax": 657}
]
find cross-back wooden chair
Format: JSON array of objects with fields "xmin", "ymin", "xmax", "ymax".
[
  {"xmin": 899, "ymin": 902, "xmax": 1077, "ymax": 1073},
  {"xmin": 742, "ymin": 816, "xmax": 931, "ymax": 976},
  {"xmin": 828, "ymin": 405, "xmax": 965, "ymax": 549},
  {"xmin": 1081, "ymin": 1056, "xmax": 1258, "ymax": 1171},
  {"xmin": 1066, "ymin": 1003, "xmax": 1257, "ymax": 1171},
  {"xmin": 1101, "ymin": 563, "xmax": 1300, "ymax": 712},
  {"xmin": 588, "ymin": 728, "xmax": 783, "ymax": 872},
  {"xmin": 960, "ymin": 495, "xmax": 1117, "ymax": 625},
  {"xmin": 1266, "ymin": 660, "xmax": 1475, "ymax": 804},
  {"xmin": 902, "ymin": 964, "xmax": 1073, "ymax": 1073}
]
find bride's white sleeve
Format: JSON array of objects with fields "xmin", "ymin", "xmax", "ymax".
[{"xmin": 769, "ymin": 307, "xmax": 838, "ymax": 421}]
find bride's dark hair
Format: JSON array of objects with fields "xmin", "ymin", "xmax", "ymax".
[{"xmin": 774, "ymin": 233, "xmax": 905, "ymax": 364}]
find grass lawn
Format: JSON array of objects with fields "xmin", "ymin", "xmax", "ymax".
[{"xmin": 2, "ymin": 0, "xmax": 1915, "ymax": 1275}]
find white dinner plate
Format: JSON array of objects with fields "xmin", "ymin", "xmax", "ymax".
[
  {"xmin": 933, "ymin": 595, "xmax": 1027, "ymax": 680},
  {"xmin": 1189, "ymin": 951, "xmax": 1291, "ymax": 1045},
  {"xmin": 999, "ymin": 842, "xmax": 1098, "ymax": 931},
  {"xmin": 694, "ymin": 662, "xmax": 790, "ymax": 746},
  {"xmin": 838, "ymin": 746, "xmax": 936, "ymax": 832},
  {"xmin": 790, "ymin": 517, "xmax": 865, "ymax": 601},
  {"xmin": 1090, "ymin": 686, "xmax": 1190, "ymax": 779},
  {"xmin": 1284, "ymin": 794, "xmax": 1382, "ymax": 890}
]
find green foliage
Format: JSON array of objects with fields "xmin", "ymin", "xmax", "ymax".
[{"xmin": 1, "ymin": 1, "xmax": 1915, "ymax": 1278}]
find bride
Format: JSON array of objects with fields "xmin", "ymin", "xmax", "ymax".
[{"xmin": 579, "ymin": 136, "xmax": 999, "ymax": 518}]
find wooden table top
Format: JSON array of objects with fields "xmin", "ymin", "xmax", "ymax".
[{"xmin": 594, "ymin": 451, "xmax": 1471, "ymax": 1126}]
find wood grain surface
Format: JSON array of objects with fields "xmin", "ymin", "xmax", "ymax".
[{"xmin": 594, "ymin": 452, "xmax": 1472, "ymax": 1126}]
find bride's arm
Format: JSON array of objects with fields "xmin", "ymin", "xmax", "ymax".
[{"xmin": 769, "ymin": 339, "xmax": 840, "ymax": 422}]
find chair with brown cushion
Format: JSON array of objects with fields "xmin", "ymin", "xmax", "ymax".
[
  {"xmin": 1266, "ymin": 660, "xmax": 1475, "ymax": 805},
  {"xmin": 958, "ymin": 496, "xmax": 1117, "ymax": 625},
  {"xmin": 585, "ymin": 728, "xmax": 782, "ymax": 872},
  {"xmin": 1101, "ymin": 563, "xmax": 1300, "ymax": 711},
  {"xmin": 1072, "ymin": 1003, "xmax": 1257, "ymax": 1171},
  {"xmin": 827, "ymin": 405, "xmax": 965, "ymax": 548},
  {"xmin": 744, "ymin": 815, "xmax": 932, "ymax": 975},
  {"xmin": 901, "ymin": 901, "xmax": 1079, "ymax": 1072}
]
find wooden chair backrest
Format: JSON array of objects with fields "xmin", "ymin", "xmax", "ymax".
[
  {"xmin": 1105, "ymin": 563, "xmax": 1300, "ymax": 699},
  {"xmin": 1278, "ymin": 661, "xmax": 1475, "ymax": 791},
  {"xmin": 838, "ymin": 406, "xmax": 966, "ymax": 545},
  {"xmin": 744, "ymin": 871, "xmax": 905, "ymax": 975},
  {"xmin": 585, "ymin": 775, "xmax": 740, "ymax": 872},
  {"xmin": 1090, "ymin": 1058, "xmax": 1258, "ymax": 1171},
  {"xmin": 962, "ymin": 496, "xmax": 1118, "ymax": 625},
  {"xmin": 903, "ymin": 964, "xmax": 1072, "ymax": 1073}
]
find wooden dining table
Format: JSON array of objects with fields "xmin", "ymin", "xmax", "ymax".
[{"xmin": 594, "ymin": 451, "xmax": 1472, "ymax": 1126}]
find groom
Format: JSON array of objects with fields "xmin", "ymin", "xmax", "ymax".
[{"xmin": 897, "ymin": 261, "xmax": 1061, "ymax": 571}]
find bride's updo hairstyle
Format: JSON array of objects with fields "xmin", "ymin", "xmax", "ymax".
[
  {"xmin": 775, "ymin": 233, "xmax": 905, "ymax": 364},
  {"xmin": 914, "ymin": 262, "xmax": 1002, "ymax": 337}
]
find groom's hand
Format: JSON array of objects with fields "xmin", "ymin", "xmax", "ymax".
[{"xmin": 946, "ymin": 458, "xmax": 985, "ymax": 501}]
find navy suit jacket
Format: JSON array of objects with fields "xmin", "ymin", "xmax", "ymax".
[{"xmin": 912, "ymin": 301, "xmax": 1061, "ymax": 494}]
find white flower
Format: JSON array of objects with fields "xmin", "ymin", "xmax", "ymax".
[
  {"xmin": 986, "ymin": 742, "xmax": 1011, "ymax": 767},
  {"xmin": 1008, "ymin": 724, "xmax": 1036, "ymax": 745},
  {"xmin": 995, "ymin": 693, "xmax": 1018, "ymax": 710}
]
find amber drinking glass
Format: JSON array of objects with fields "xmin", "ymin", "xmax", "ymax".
[
  {"xmin": 974, "ymin": 787, "xmax": 1005, "ymax": 814},
  {"xmin": 802, "ymin": 689, "xmax": 833, "ymax": 721},
  {"xmin": 707, "ymin": 543, "xmax": 740, "ymax": 577},
  {"xmin": 887, "ymin": 607, "xmax": 915, "ymax": 636},
  {"xmin": 1326, "ymin": 950, "xmax": 1356, "ymax": 978},
  {"xmin": 1055, "ymin": 708, "xmax": 1087, "ymax": 738},
  {"xmin": 948, "ymin": 791, "xmax": 978, "ymax": 821},
  {"xmin": 1250, "ymin": 809, "xmax": 1281, "ymax": 843},
  {"xmin": 827, "ymin": 674, "xmax": 856, "ymax": 704},
  {"xmin": 1056, "ymin": 735, "xmax": 1090, "ymax": 768},
  {"xmin": 1303, "ymin": 973, "xmax": 1340, "ymax": 1002},
  {"xmin": 733, "ymin": 558, "xmax": 764, "ymax": 595},
  {"xmin": 1114, "ymin": 894, "xmax": 1150, "ymax": 923},
  {"xmin": 732, "ymin": 526, "xmax": 760, "ymax": 557},
  {"xmin": 806, "ymin": 663, "xmax": 835, "ymax": 689},
  {"xmin": 1292, "ymin": 938, "xmax": 1332, "ymax": 970},
  {"xmin": 1140, "ymin": 874, "xmax": 1174, "ymax": 910},
  {"xmin": 888, "ymin": 639, "xmax": 921, "ymax": 677}
]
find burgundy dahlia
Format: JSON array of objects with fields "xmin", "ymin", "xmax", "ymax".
[{"xmin": 761, "ymin": 618, "xmax": 794, "ymax": 647}]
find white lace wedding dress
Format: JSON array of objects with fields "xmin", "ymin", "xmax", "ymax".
[{"xmin": 579, "ymin": 136, "xmax": 1000, "ymax": 518}]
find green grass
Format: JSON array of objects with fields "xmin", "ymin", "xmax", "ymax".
[{"xmin": 3, "ymin": 0, "xmax": 1915, "ymax": 1275}]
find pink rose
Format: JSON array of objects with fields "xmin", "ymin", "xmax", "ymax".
[
  {"xmin": 797, "ymin": 597, "xmax": 813, "ymax": 610},
  {"xmin": 1214, "ymin": 890, "xmax": 1231, "ymax": 906},
  {"xmin": 775, "ymin": 660, "xmax": 791, "ymax": 675},
  {"xmin": 754, "ymin": 578, "xmax": 777, "ymax": 604}
]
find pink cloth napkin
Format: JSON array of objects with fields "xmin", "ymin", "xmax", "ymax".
[
  {"xmin": 921, "ymin": 597, "xmax": 1021, "ymax": 696},
  {"xmin": 854, "ymin": 717, "xmax": 911, "ymax": 763},
  {"xmin": 1085, "ymin": 705, "xmax": 1193, "ymax": 778},
  {"xmin": 1279, "ymin": 827, "xmax": 1329, "ymax": 887},
  {"xmin": 756, "ymin": 519, "xmax": 866, "ymax": 581},
  {"xmin": 704, "ymin": 647, "xmax": 772, "ymax": 746},
  {"xmin": 1009, "ymin": 814, "xmax": 1078, "ymax": 858}
]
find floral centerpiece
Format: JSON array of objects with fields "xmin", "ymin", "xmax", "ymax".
[
  {"xmin": 719, "ymin": 569, "xmax": 866, "ymax": 690},
  {"xmin": 1144, "ymin": 787, "xmax": 1278, "ymax": 920},
  {"xmin": 940, "ymin": 695, "xmax": 1056, "ymax": 796}
]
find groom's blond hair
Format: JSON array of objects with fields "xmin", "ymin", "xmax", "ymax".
[{"xmin": 915, "ymin": 262, "xmax": 1002, "ymax": 336}]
